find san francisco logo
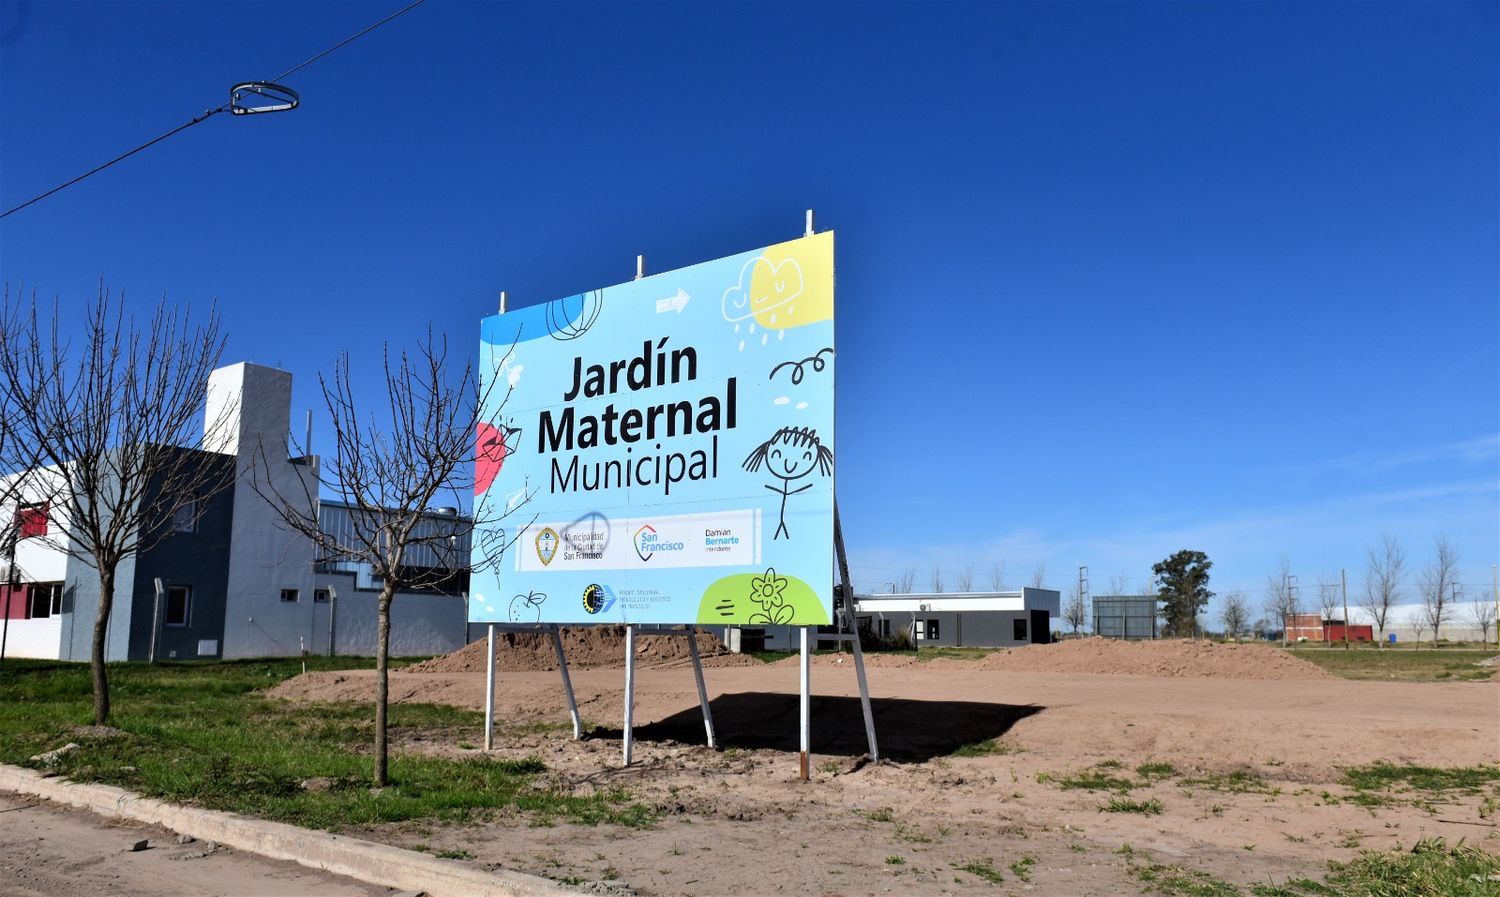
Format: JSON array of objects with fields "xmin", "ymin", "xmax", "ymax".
[
  {"xmin": 534, "ymin": 527, "xmax": 559, "ymax": 566},
  {"xmin": 633, "ymin": 524, "xmax": 657, "ymax": 562}
]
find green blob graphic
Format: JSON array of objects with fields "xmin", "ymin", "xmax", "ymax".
[{"xmin": 696, "ymin": 569, "xmax": 831, "ymax": 626}]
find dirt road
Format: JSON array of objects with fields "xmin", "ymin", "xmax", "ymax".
[
  {"xmin": 272, "ymin": 661, "xmax": 1500, "ymax": 895},
  {"xmin": 0, "ymin": 791, "xmax": 390, "ymax": 897}
]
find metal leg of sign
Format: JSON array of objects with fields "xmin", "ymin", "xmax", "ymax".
[
  {"xmin": 849, "ymin": 631, "xmax": 879, "ymax": 761},
  {"xmin": 622, "ymin": 624, "xmax": 637, "ymax": 766},
  {"xmin": 687, "ymin": 632, "xmax": 717, "ymax": 749},
  {"xmin": 798, "ymin": 625, "xmax": 811, "ymax": 781},
  {"xmin": 549, "ymin": 626, "xmax": 583, "ymax": 740},
  {"xmin": 483, "ymin": 623, "xmax": 496, "ymax": 752}
]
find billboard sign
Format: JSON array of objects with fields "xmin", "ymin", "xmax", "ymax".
[{"xmin": 469, "ymin": 232, "xmax": 835, "ymax": 626}]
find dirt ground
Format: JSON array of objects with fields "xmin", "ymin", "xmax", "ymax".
[
  {"xmin": 0, "ymin": 791, "xmax": 390, "ymax": 897},
  {"xmin": 271, "ymin": 647, "xmax": 1500, "ymax": 896}
]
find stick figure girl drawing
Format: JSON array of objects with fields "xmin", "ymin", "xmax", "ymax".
[{"xmin": 742, "ymin": 426, "xmax": 833, "ymax": 540}]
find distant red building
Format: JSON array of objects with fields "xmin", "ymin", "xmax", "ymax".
[
  {"xmin": 1323, "ymin": 621, "xmax": 1373, "ymax": 642},
  {"xmin": 1283, "ymin": 614, "xmax": 1373, "ymax": 642}
]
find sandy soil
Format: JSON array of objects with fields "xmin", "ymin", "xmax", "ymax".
[
  {"xmin": 0, "ymin": 791, "xmax": 389, "ymax": 897},
  {"xmin": 268, "ymin": 646, "xmax": 1500, "ymax": 897}
]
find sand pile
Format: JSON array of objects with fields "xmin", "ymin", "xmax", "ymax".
[
  {"xmin": 973, "ymin": 637, "xmax": 1335, "ymax": 679},
  {"xmin": 772, "ymin": 638, "xmax": 1333, "ymax": 679},
  {"xmin": 405, "ymin": 626, "xmax": 746, "ymax": 673}
]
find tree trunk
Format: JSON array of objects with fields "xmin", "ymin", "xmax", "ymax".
[
  {"xmin": 373, "ymin": 585, "xmax": 395, "ymax": 786},
  {"xmin": 92, "ymin": 565, "xmax": 115, "ymax": 725}
]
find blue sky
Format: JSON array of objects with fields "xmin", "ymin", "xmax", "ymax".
[{"xmin": 2, "ymin": 1, "xmax": 1495, "ymax": 618}]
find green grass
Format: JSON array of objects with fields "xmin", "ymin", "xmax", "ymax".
[
  {"xmin": 1038, "ymin": 769, "xmax": 1135, "ymax": 792},
  {"xmin": 953, "ymin": 859, "xmax": 1005, "ymax": 884},
  {"xmin": 1131, "ymin": 862, "xmax": 1242, "ymax": 896},
  {"xmin": 1102, "ymin": 796, "xmax": 1163, "ymax": 815},
  {"xmin": 1008, "ymin": 856, "xmax": 1036, "ymax": 881},
  {"xmin": 1343, "ymin": 763, "xmax": 1500, "ymax": 795},
  {"xmin": 1251, "ymin": 838, "xmax": 1500, "ymax": 897},
  {"xmin": 0, "ymin": 658, "xmax": 654, "ymax": 830},
  {"xmin": 950, "ymin": 737, "xmax": 1019, "ymax": 757},
  {"xmin": 1285, "ymin": 646, "xmax": 1496, "ymax": 682},
  {"xmin": 1338, "ymin": 763, "xmax": 1500, "ymax": 810},
  {"xmin": 1122, "ymin": 839, "xmax": 1500, "ymax": 897},
  {"xmin": 1180, "ymin": 770, "xmax": 1279, "ymax": 795},
  {"xmin": 1137, "ymin": 762, "xmax": 1178, "ymax": 780}
]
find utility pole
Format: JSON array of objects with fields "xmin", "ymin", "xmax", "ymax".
[{"xmin": 1341, "ymin": 568, "xmax": 1349, "ymax": 651}]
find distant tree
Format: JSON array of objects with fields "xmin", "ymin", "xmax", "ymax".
[
  {"xmin": 253, "ymin": 331, "xmax": 521, "ymax": 786},
  {"xmin": 1263, "ymin": 556, "xmax": 1300, "ymax": 646},
  {"xmin": 1316, "ymin": 572, "xmax": 1341, "ymax": 623},
  {"xmin": 1220, "ymin": 590, "xmax": 1250, "ymax": 641},
  {"xmin": 1152, "ymin": 550, "xmax": 1214, "ymax": 637},
  {"xmin": 1030, "ymin": 562, "xmax": 1047, "ymax": 589},
  {"xmin": 1408, "ymin": 609, "xmax": 1426, "ymax": 648},
  {"xmin": 1466, "ymin": 598, "xmax": 1496, "ymax": 647},
  {"xmin": 897, "ymin": 568, "xmax": 916, "ymax": 593},
  {"xmin": 1418, "ymin": 536, "xmax": 1459, "ymax": 644},
  {"xmin": 1062, "ymin": 586, "xmax": 1088, "ymax": 635},
  {"xmin": 1362, "ymin": 533, "xmax": 1404, "ymax": 646},
  {"xmin": 0, "ymin": 286, "xmax": 232, "ymax": 723},
  {"xmin": 989, "ymin": 561, "xmax": 1007, "ymax": 592},
  {"xmin": 930, "ymin": 564, "xmax": 944, "ymax": 593},
  {"xmin": 956, "ymin": 563, "xmax": 975, "ymax": 592},
  {"xmin": 1106, "ymin": 574, "xmax": 1129, "ymax": 597}
]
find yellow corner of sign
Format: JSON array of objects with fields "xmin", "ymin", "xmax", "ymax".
[{"xmin": 749, "ymin": 232, "xmax": 833, "ymax": 331}]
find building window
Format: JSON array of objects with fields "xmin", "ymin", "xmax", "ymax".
[
  {"xmin": 16, "ymin": 503, "xmax": 47, "ymax": 539},
  {"xmin": 313, "ymin": 589, "xmax": 329, "ymax": 603},
  {"xmin": 1013, "ymin": 617, "xmax": 1028, "ymax": 642},
  {"xmin": 280, "ymin": 589, "xmax": 299, "ymax": 603},
  {"xmin": 27, "ymin": 582, "xmax": 63, "ymax": 619},
  {"xmin": 164, "ymin": 585, "xmax": 191, "ymax": 627},
  {"xmin": 171, "ymin": 496, "xmax": 198, "ymax": 533},
  {"xmin": 927, "ymin": 619, "xmax": 940, "ymax": 640}
]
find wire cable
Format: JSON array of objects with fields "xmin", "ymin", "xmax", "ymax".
[{"xmin": 0, "ymin": 0, "xmax": 427, "ymax": 220}]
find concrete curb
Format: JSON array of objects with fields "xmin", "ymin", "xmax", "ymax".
[{"xmin": 0, "ymin": 763, "xmax": 572, "ymax": 897}]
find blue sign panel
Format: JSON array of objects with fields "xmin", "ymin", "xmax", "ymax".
[{"xmin": 469, "ymin": 232, "xmax": 835, "ymax": 625}]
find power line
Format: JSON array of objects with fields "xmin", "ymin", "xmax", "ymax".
[{"xmin": 0, "ymin": 0, "xmax": 427, "ymax": 220}]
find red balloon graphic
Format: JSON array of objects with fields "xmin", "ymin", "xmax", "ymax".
[{"xmin": 475, "ymin": 422, "xmax": 507, "ymax": 495}]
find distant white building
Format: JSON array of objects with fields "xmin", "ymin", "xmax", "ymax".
[{"xmin": 0, "ymin": 362, "xmax": 471, "ymax": 662}]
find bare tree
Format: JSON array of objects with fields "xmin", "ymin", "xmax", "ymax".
[
  {"xmin": 1466, "ymin": 598, "xmax": 1496, "ymax": 647},
  {"xmin": 1106, "ymin": 574, "xmax": 1128, "ymax": 597},
  {"xmin": 1030, "ymin": 562, "xmax": 1047, "ymax": 589},
  {"xmin": 1362, "ymin": 533, "xmax": 1404, "ymax": 646},
  {"xmin": 254, "ymin": 332, "xmax": 520, "ymax": 786},
  {"xmin": 1264, "ymin": 555, "xmax": 1299, "ymax": 646},
  {"xmin": 1316, "ymin": 572, "xmax": 1340, "ymax": 623},
  {"xmin": 1408, "ymin": 608, "xmax": 1426, "ymax": 648},
  {"xmin": 0, "ymin": 285, "xmax": 231, "ymax": 723},
  {"xmin": 897, "ymin": 568, "xmax": 916, "ymax": 593},
  {"xmin": 988, "ymin": 561, "xmax": 1006, "ymax": 591},
  {"xmin": 956, "ymin": 563, "xmax": 975, "ymax": 592},
  {"xmin": 1220, "ymin": 590, "xmax": 1249, "ymax": 641},
  {"xmin": 1418, "ymin": 536, "xmax": 1459, "ymax": 645},
  {"xmin": 930, "ymin": 564, "xmax": 944, "ymax": 593},
  {"xmin": 1062, "ymin": 586, "xmax": 1087, "ymax": 635}
]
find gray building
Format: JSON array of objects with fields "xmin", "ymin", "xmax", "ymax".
[
  {"xmin": 853, "ymin": 589, "xmax": 1061, "ymax": 648},
  {"xmin": 1, "ymin": 362, "xmax": 471, "ymax": 661}
]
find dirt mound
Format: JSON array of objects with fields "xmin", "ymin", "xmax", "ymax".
[
  {"xmin": 975, "ymin": 637, "xmax": 1335, "ymax": 679},
  {"xmin": 771, "ymin": 639, "xmax": 1334, "ymax": 679},
  {"xmin": 405, "ymin": 626, "xmax": 738, "ymax": 673}
]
